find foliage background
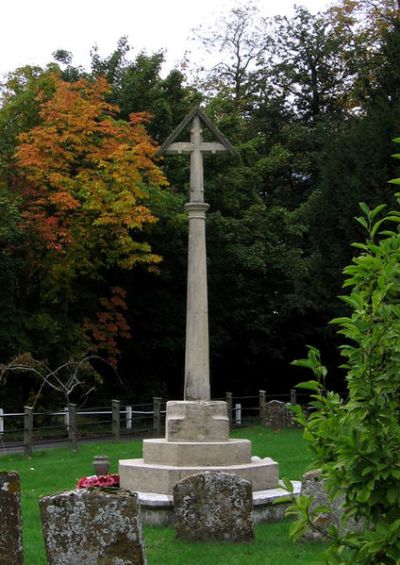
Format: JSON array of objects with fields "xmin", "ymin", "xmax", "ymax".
[{"xmin": 0, "ymin": 0, "xmax": 399, "ymax": 407}]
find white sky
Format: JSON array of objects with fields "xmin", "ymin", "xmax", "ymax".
[{"xmin": 1, "ymin": 0, "xmax": 333, "ymax": 79}]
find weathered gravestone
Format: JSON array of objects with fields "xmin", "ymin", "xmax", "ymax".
[
  {"xmin": 301, "ymin": 469, "xmax": 362, "ymax": 541},
  {"xmin": 174, "ymin": 472, "xmax": 254, "ymax": 542},
  {"xmin": 0, "ymin": 471, "xmax": 23, "ymax": 565},
  {"xmin": 300, "ymin": 469, "xmax": 332, "ymax": 541},
  {"xmin": 40, "ymin": 488, "xmax": 146, "ymax": 564},
  {"xmin": 265, "ymin": 400, "xmax": 288, "ymax": 429}
]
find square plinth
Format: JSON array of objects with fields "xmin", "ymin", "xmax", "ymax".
[{"xmin": 166, "ymin": 401, "xmax": 229, "ymax": 442}]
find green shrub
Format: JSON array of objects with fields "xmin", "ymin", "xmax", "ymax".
[{"xmin": 288, "ymin": 152, "xmax": 400, "ymax": 563}]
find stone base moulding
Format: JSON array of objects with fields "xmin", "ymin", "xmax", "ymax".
[{"xmin": 135, "ymin": 480, "xmax": 301, "ymax": 526}]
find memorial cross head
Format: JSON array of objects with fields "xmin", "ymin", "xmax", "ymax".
[{"xmin": 157, "ymin": 106, "xmax": 235, "ymax": 203}]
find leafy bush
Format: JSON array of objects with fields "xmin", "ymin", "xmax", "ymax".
[{"xmin": 288, "ymin": 147, "xmax": 400, "ymax": 563}]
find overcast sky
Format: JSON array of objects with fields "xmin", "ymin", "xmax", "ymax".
[{"xmin": 1, "ymin": 0, "xmax": 333, "ymax": 79}]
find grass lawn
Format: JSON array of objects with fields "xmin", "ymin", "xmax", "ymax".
[{"xmin": 0, "ymin": 425, "xmax": 326, "ymax": 564}]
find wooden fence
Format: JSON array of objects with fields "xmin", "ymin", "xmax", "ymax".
[{"xmin": 0, "ymin": 389, "xmax": 307, "ymax": 455}]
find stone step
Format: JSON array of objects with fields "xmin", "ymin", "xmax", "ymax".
[
  {"xmin": 119, "ymin": 457, "xmax": 279, "ymax": 495},
  {"xmin": 143, "ymin": 438, "xmax": 252, "ymax": 466}
]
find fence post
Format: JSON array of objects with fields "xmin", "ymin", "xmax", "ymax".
[
  {"xmin": 0, "ymin": 408, "xmax": 3, "ymax": 435},
  {"xmin": 153, "ymin": 397, "xmax": 162, "ymax": 436},
  {"xmin": 24, "ymin": 406, "xmax": 33, "ymax": 457},
  {"xmin": 259, "ymin": 390, "xmax": 266, "ymax": 424},
  {"xmin": 126, "ymin": 405, "xmax": 132, "ymax": 430},
  {"xmin": 112, "ymin": 400, "xmax": 121, "ymax": 440},
  {"xmin": 225, "ymin": 392, "xmax": 233, "ymax": 429},
  {"xmin": 235, "ymin": 403, "xmax": 242, "ymax": 425},
  {"xmin": 68, "ymin": 403, "xmax": 78, "ymax": 453},
  {"xmin": 290, "ymin": 388, "xmax": 297, "ymax": 405}
]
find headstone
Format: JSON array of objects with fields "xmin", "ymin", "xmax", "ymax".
[
  {"xmin": 301, "ymin": 469, "xmax": 362, "ymax": 541},
  {"xmin": 265, "ymin": 400, "xmax": 287, "ymax": 429},
  {"xmin": 300, "ymin": 469, "xmax": 332, "ymax": 540},
  {"xmin": 0, "ymin": 471, "xmax": 23, "ymax": 565},
  {"xmin": 174, "ymin": 472, "xmax": 254, "ymax": 542},
  {"xmin": 40, "ymin": 488, "xmax": 146, "ymax": 565},
  {"xmin": 286, "ymin": 405, "xmax": 301, "ymax": 429}
]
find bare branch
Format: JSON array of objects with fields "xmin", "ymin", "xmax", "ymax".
[{"xmin": 0, "ymin": 352, "xmax": 119, "ymax": 408}]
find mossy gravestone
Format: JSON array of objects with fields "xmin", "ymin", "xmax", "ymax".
[
  {"xmin": 174, "ymin": 472, "xmax": 254, "ymax": 542},
  {"xmin": 40, "ymin": 488, "xmax": 146, "ymax": 564},
  {"xmin": 0, "ymin": 471, "xmax": 23, "ymax": 565}
]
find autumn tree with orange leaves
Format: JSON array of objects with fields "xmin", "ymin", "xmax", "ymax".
[{"xmin": 15, "ymin": 75, "xmax": 167, "ymax": 364}]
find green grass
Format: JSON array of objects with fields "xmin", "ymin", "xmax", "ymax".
[
  {"xmin": 0, "ymin": 426, "xmax": 326, "ymax": 564},
  {"xmin": 145, "ymin": 522, "xmax": 325, "ymax": 564}
]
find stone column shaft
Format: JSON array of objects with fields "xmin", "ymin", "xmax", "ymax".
[
  {"xmin": 184, "ymin": 201, "xmax": 210, "ymax": 400},
  {"xmin": 190, "ymin": 115, "xmax": 204, "ymax": 202}
]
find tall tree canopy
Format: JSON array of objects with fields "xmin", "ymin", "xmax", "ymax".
[{"xmin": 1, "ymin": 0, "xmax": 400, "ymax": 404}]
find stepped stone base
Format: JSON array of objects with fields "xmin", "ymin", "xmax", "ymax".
[
  {"xmin": 119, "ymin": 456, "xmax": 279, "ymax": 495},
  {"xmin": 119, "ymin": 400, "xmax": 280, "ymax": 500}
]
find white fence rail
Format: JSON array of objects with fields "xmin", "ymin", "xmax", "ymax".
[
  {"xmin": 0, "ymin": 406, "xmax": 158, "ymax": 432},
  {"xmin": 0, "ymin": 399, "xmax": 166, "ymax": 454}
]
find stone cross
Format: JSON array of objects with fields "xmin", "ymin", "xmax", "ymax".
[{"xmin": 158, "ymin": 107, "xmax": 234, "ymax": 401}]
